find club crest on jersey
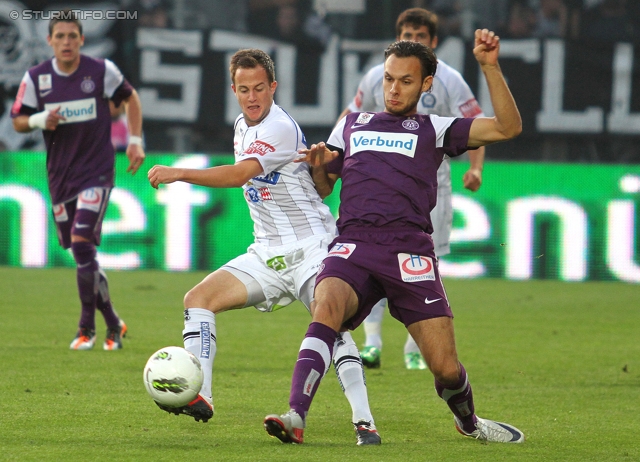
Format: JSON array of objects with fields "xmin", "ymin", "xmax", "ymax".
[
  {"xmin": 327, "ymin": 243, "xmax": 356, "ymax": 259},
  {"xmin": 244, "ymin": 140, "xmax": 275, "ymax": 156},
  {"xmin": 81, "ymin": 77, "xmax": 95, "ymax": 93},
  {"xmin": 397, "ymin": 253, "xmax": 435, "ymax": 282},
  {"xmin": 402, "ymin": 119, "xmax": 419, "ymax": 130}
]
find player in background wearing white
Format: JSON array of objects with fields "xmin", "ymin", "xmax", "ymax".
[
  {"xmin": 336, "ymin": 8, "xmax": 486, "ymax": 370},
  {"xmin": 148, "ymin": 49, "xmax": 380, "ymax": 445}
]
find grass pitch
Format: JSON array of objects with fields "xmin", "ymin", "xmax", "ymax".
[{"xmin": 0, "ymin": 267, "xmax": 638, "ymax": 461}]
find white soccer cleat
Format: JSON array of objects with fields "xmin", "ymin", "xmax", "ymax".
[
  {"xmin": 69, "ymin": 327, "xmax": 96, "ymax": 350},
  {"xmin": 264, "ymin": 409, "xmax": 305, "ymax": 444},
  {"xmin": 455, "ymin": 416, "xmax": 524, "ymax": 443}
]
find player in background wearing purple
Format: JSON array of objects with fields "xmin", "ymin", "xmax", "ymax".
[
  {"xmin": 12, "ymin": 15, "xmax": 145, "ymax": 351},
  {"xmin": 337, "ymin": 8, "xmax": 486, "ymax": 371},
  {"xmin": 264, "ymin": 30, "xmax": 525, "ymax": 444}
]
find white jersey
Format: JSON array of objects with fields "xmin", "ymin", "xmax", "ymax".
[
  {"xmin": 234, "ymin": 102, "xmax": 336, "ymax": 247},
  {"xmin": 346, "ymin": 59, "xmax": 484, "ymax": 256}
]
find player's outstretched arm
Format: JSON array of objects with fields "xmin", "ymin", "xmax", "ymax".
[
  {"xmin": 148, "ymin": 158, "xmax": 263, "ymax": 189},
  {"xmin": 468, "ymin": 29, "xmax": 522, "ymax": 147},
  {"xmin": 296, "ymin": 142, "xmax": 339, "ymax": 167}
]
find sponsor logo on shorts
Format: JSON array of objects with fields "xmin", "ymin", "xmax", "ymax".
[
  {"xmin": 200, "ymin": 322, "xmax": 211, "ymax": 359},
  {"xmin": 267, "ymin": 256, "xmax": 287, "ymax": 271},
  {"xmin": 350, "ymin": 131, "xmax": 418, "ymax": 158},
  {"xmin": 424, "ymin": 297, "xmax": 442, "ymax": 304},
  {"xmin": 398, "ymin": 253, "xmax": 435, "ymax": 282},
  {"xmin": 78, "ymin": 188, "xmax": 103, "ymax": 212},
  {"xmin": 53, "ymin": 203, "xmax": 68, "ymax": 222},
  {"xmin": 327, "ymin": 243, "xmax": 356, "ymax": 259}
]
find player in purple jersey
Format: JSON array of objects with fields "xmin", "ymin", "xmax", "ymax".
[
  {"xmin": 11, "ymin": 15, "xmax": 146, "ymax": 351},
  {"xmin": 339, "ymin": 7, "xmax": 487, "ymax": 371},
  {"xmin": 264, "ymin": 31, "xmax": 526, "ymax": 444}
]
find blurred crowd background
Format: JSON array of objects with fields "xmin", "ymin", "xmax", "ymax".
[{"xmin": 1, "ymin": 0, "xmax": 639, "ymax": 162}]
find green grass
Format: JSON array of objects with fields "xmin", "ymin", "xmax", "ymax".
[{"xmin": 0, "ymin": 267, "xmax": 638, "ymax": 461}]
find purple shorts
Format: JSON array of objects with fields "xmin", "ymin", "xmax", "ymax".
[
  {"xmin": 52, "ymin": 187, "xmax": 111, "ymax": 249},
  {"xmin": 315, "ymin": 228, "xmax": 453, "ymax": 330}
]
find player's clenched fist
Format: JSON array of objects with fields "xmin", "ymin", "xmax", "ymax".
[{"xmin": 148, "ymin": 165, "xmax": 180, "ymax": 189}]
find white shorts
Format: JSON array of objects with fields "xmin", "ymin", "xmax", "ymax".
[
  {"xmin": 222, "ymin": 233, "xmax": 335, "ymax": 313},
  {"xmin": 432, "ymin": 158, "xmax": 452, "ymax": 258}
]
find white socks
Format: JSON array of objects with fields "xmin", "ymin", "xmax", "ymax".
[
  {"xmin": 182, "ymin": 308, "xmax": 216, "ymax": 401},
  {"xmin": 363, "ymin": 298, "xmax": 385, "ymax": 350},
  {"xmin": 403, "ymin": 333, "xmax": 421, "ymax": 355},
  {"xmin": 333, "ymin": 331, "xmax": 374, "ymax": 425}
]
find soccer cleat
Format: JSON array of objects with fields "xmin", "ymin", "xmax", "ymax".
[
  {"xmin": 264, "ymin": 410, "xmax": 305, "ymax": 444},
  {"xmin": 354, "ymin": 420, "xmax": 381, "ymax": 445},
  {"xmin": 359, "ymin": 346, "xmax": 381, "ymax": 369},
  {"xmin": 404, "ymin": 352, "xmax": 427, "ymax": 370},
  {"xmin": 455, "ymin": 416, "xmax": 525, "ymax": 443},
  {"xmin": 70, "ymin": 327, "xmax": 96, "ymax": 350},
  {"xmin": 103, "ymin": 319, "xmax": 127, "ymax": 351},
  {"xmin": 155, "ymin": 394, "xmax": 214, "ymax": 423}
]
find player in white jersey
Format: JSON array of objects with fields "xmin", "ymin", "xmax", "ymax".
[
  {"xmin": 336, "ymin": 8, "xmax": 486, "ymax": 370},
  {"xmin": 147, "ymin": 49, "xmax": 380, "ymax": 445}
]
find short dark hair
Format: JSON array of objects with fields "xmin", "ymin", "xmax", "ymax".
[
  {"xmin": 395, "ymin": 8, "xmax": 438, "ymax": 39},
  {"xmin": 229, "ymin": 49, "xmax": 276, "ymax": 85},
  {"xmin": 384, "ymin": 40, "xmax": 438, "ymax": 81},
  {"xmin": 49, "ymin": 10, "xmax": 83, "ymax": 36}
]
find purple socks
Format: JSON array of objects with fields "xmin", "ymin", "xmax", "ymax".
[
  {"xmin": 435, "ymin": 363, "xmax": 477, "ymax": 433},
  {"xmin": 289, "ymin": 322, "xmax": 337, "ymax": 419}
]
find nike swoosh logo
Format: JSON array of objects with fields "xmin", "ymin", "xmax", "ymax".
[
  {"xmin": 424, "ymin": 297, "xmax": 442, "ymax": 304},
  {"xmin": 39, "ymin": 90, "xmax": 52, "ymax": 97},
  {"xmin": 75, "ymin": 223, "xmax": 90, "ymax": 228}
]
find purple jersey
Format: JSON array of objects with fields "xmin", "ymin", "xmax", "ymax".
[
  {"xmin": 326, "ymin": 111, "xmax": 473, "ymax": 234},
  {"xmin": 12, "ymin": 55, "xmax": 133, "ymax": 204}
]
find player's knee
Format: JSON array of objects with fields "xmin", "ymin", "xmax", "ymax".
[
  {"xmin": 183, "ymin": 287, "xmax": 208, "ymax": 310},
  {"xmin": 431, "ymin": 361, "xmax": 460, "ymax": 386},
  {"xmin": 70, "ymin": 241, "xmax": 96, "ymax": 264}
]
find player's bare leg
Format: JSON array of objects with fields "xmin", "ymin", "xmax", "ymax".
[{"xmin": 408, "ymin": 317, "xmax": 524, "ymax": 443}]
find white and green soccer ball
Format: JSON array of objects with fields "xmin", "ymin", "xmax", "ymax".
[{"xmin": 143, "ymin": 346, "xmax": 204, "ymax": 408}]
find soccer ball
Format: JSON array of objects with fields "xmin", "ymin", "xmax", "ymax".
[{"xmin": 143, "ymin": 346, "xmax": 204, "ymax": 408}]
